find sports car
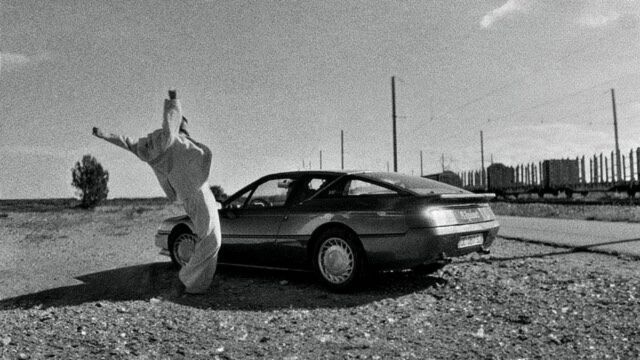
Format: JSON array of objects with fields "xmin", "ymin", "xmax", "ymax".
[{"xmin": 155, "ymin": 170, "xmax": 499, "ymax": 290}]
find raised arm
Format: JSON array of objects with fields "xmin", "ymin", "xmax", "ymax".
[
  {"xmin": 163, "ymin": 90, "xmax": 182, "ymax": 138},
  {"xmin": 93, "ymin": 127, "xmax": 139, "ymax": 154},
  {"xmin": 92, "ymin": 91, "xmax": 181, "ymax": 161}
]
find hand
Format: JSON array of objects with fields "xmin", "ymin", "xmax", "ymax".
[{"xmin": 92, "ymin": 127, "xmax": 104, "ymax": 138}]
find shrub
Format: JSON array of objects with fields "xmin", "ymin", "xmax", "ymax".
[
  {"xmin": 71, "ymin": 155, "xmax": 109, "ymax": 208},
  {"xmin": 211, "ymin": 185, "xmax": 228, "ymax": 202}
]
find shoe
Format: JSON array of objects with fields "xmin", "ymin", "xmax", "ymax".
[
  {"xmin": 181, "ymin": 291, "xmax": 206, "ymax": 298},
  {"xmin": 166, "ymin": 279, "xmax": 186, "ymax": 298}
]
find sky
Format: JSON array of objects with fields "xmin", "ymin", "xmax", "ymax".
[{"xmin": 1, "ymin": 0, "xmax": 640, "ymax": 199}]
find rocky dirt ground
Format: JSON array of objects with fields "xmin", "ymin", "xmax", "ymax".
[{"xmin": 0, "ymin": 202, "xmax": 638, "ymax": 359}]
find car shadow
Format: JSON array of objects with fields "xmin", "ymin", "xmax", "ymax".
[
  {"xmin": 0, "ymin": 262, "xmax": 446, "ymax": 311},
  {"xmin": 455, "ymin": 248, "xmax": 576, "ymax": 264},
  {"xmin": 498, "ymin": 235, "xmax": 640, "ymax": 259}
]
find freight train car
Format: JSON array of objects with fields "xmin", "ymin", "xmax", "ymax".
[
  {"xmin": 463, "ymin": 148, "xmax": 640, "ymax": 198},
  {"xmin": 481, "ymin": 159, "xmax": 581, "ymax": 198},
  {"xmin": 487, "ymin": 163, "xmax": 514, "ymax": 196},
  {"xmin": 541, "ymin": 159, "xmax": 580, "ymax": 197}
]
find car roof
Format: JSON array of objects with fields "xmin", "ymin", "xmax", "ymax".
[{"xmin": 264, "ymin": 170, "xmax": 370, "ymax": 177}]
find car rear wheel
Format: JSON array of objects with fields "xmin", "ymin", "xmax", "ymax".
[
  {"xmin": 312, "ymin": 228, "xmax": 364, "ymax": 291},
  {"xmin": 170, "ymin": 231, "xmax": 197, "ymax": 269}
]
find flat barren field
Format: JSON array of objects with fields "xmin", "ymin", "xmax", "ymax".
[
  {"xmin": 0, "ymin": 200, "xmax": 638, "ymax": 359},
  {"xmin": 491, "ymin": 201, "xmax": 640, "ymax": 223}
]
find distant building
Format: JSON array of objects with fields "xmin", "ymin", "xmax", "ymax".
[{"xmin": 424, "ymin": 171, "xmax": 463, "ymax": 188}]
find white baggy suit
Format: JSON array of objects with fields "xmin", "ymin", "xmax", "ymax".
[{"xmin": 101, "ymin": 99, "xmax": 221, "ymax": 294}]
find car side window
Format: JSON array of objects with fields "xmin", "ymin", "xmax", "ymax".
[
  {"xmin": 315, "ymin": 177, "xmax": 397, "ymax": 198},
  {"xmin": 227, "ymin": 189, "xmax": 251, "ymax": 208},
  {"xmin": 289, "ymin": 177, "xmax": 330, "ymax": 204},
  {"xmin": 346, "ymin": 179, "xmax": 397, "ymax": 196},
  {"xmin": 245, "ymin": 178, "xmax": 295, "ymax": 208}
]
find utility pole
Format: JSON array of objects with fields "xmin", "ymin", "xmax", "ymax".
[
  {"xmin": 341, "ymin": 130, "xmax": 344, "ymax": 170},
  {"xmin": 319, "ymin": 150, "xmax": 323, "ymax": 170},
  {"xmin": 391, "ymin": 76, "xmax": 398, "ymax": 172},
  {"xmin": 441, "ymin": 153, "xmax": 445, "ymax": 172},
  {"xmin": 420, "ymin": 151, "xmax": 423, "ymax": 176},
  {"xmin": 480, "ymin": 131, "xmax": 486, "ymax": 189},
  {"xmin": 611, "ymin": 88, "xmax": 621, "ymax": 182}
]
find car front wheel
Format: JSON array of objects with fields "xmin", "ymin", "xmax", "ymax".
[
  {"xmin": 170, "ymin": 231, "xmax": 197, "ymax": 269},
  {"xmin": 312, "ymin": 228, "xmax": 364, "ymax": 291}
]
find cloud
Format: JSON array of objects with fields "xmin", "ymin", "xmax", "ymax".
[
  {"xmin": 0, "ymin": 52, "xmax": 53, "ymax": 73},
  {"xmin": 577, "ymin": 11, "xmax": 621, "ymax": 28},
  {"xmin": 480, "ymin": 0, "xmax": 527, "ymax": 28},
  {"xmin": 576, "ymin": 0, "xmax": 640, "ymax": 28}
]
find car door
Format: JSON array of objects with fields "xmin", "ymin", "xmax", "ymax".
[
  {"xmin": 218, "ymin": 176, "xmax": 295, "ymax": 267},
  {"xmin": 274, "ymin": 176, "xmax": 337, "ymax": 268}
]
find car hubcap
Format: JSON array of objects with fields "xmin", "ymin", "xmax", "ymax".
[
  {"xmin": 173, "ymin": 233, "xmax": 197, "ymax": 266},
  {"xmin": 318, "ymin": 237, "xmax": 354, "ymax": 284}
]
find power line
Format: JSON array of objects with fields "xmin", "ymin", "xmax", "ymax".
[
  {"xmin": 484, "ymin": 74, "xmax": 636, "ymax": 123},
  {"xmin": 431, "ymin": 29, "xmax": 634, "ymax": 121}
]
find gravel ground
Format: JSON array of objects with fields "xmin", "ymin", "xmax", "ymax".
[{"xmin": 0, "ymin": 203, "xmax": 638, "ymax": 359}]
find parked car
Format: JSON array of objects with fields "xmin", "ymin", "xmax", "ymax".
[{"xmin": 155, "ymin": 170, "xmax": 499, "ymax": 290}]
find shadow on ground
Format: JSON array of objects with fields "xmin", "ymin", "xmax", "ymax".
[
  {"xmin": 498, "ymin": 235, "xmax": 640, "ymax": 260},
  {"xmin": 456, "ymin": 248, "xmax": 575, "ymax": 264},
  {"xmin": 0, "ymin": 262, "xmax": 445, "ymax": 311}
]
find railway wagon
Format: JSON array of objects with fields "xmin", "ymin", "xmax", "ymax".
[
  {"xmin": 482, "ymin": 159, "xmax": 581, "ymax": 198},
  {"xmin": 542, "ymin": 159, "xmax": 579, "ymax": 189},
  {"xmin": 487, "ymin": 163, "xmax": 514, "ymax": 193}
]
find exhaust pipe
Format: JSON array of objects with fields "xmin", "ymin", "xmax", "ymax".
[{"xmin": 435, "ymin": 252, "xmax": 452, "ymax": 265}]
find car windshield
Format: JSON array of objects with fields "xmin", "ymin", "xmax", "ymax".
[{"xmin": 360, "ymin": 172, "xmax": 468, "ymax": 195}]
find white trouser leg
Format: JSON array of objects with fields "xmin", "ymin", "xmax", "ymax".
[{"xmin": 178, "ymin": 185, "xmax": 221, "ymax": 293}]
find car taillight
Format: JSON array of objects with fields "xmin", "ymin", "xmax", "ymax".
[
  {"xmin": 425, "ymin": 208, "xmax": 458, "ymax": 227},
  {"xmin": 425, "ymin": 205, "xmax": 495, "ymax": 226}
]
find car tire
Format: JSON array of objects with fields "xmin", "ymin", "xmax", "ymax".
[
  {"xmin": 169, "ymin": 230, "xmax": 197, "ymax": 269},
  {"xmin": 312, "ymin": 228, "xmax": 365, "ymax": 292}
]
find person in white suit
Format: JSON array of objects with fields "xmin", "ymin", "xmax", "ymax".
[{"xmin": 92, "ymin": 90, "xmax": 220, "ymax": 295}]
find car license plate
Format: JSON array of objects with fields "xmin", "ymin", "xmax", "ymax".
[
  {"xmin": 455, "ymin": 208, "xmax": 482, "ymax": 223},
  {"xmin": 458, "ymin": 234, "xmax": 484, "ymax": 248}
]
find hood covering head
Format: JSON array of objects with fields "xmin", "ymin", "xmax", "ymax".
[{"xmin": 179, "ymin": 116, "xmax": 190, "ymax": 137}]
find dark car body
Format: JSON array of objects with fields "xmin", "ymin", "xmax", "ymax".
[{"xmin": 156, "ymin": 170, "xmax": 499, "ymax": 289}]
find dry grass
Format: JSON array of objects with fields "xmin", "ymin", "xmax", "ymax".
[{"xmin": 491, "ymin": 201, "xmax": 640, "ymax": 223}]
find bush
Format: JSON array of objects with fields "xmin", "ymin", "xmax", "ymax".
[
  {"xmin": 211, "ymin": 185, "xmax": 228, "ymax": 202},
  {"xmin": 71, "ymin": 155, "xmax": 109, "ymax": 208}
]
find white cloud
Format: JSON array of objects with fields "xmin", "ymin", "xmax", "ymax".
[
  {"xmin": 575, "ymin": 0, "xmax": 640, "ymax": 28},
  {"xmin": 578, "ymin": 11, "xmax": 621, "ymax": 28},
  {"xmin": 480, "ymin": 0, "xmax": 527, "ymax": 28},
  {"xmin": 0, "ymin": 52, "xmax": 53, "ymax": 73}
]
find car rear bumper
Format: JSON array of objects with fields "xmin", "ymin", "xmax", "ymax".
[{"xmin": 361, "ymin": 220, "xmax": 499, "ymax": 270}]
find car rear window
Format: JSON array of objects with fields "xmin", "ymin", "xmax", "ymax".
[{"xmin": 359, "ymin": 172, "xmax": 468, "ymax": 195}]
